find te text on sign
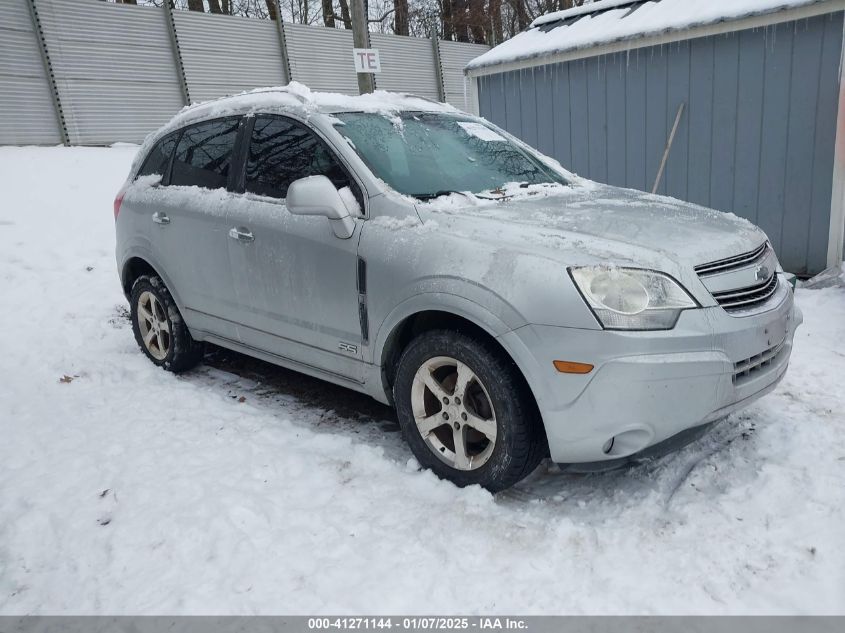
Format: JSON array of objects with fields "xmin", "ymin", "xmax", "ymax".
[{"xmin": 353, "ymin": 48, "xmax": 381, "ymax": 73}]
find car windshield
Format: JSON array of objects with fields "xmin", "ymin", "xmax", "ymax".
[{"xmin": 332, "ymin": 112, "xmax": 567, "ymax": 199}]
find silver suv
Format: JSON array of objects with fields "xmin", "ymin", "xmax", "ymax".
[{"xmin": 115, "ymin": 86, "xmax": 802, "ymax": 491}]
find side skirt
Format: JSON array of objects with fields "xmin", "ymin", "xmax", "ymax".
[{"xmin": 199, "ymin": 331, "xmax": 388, "ymax": 403}]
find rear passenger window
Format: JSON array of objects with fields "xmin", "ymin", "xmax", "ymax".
[
  {"xmin": 245, "ymin": 116, "xmax": 353, "ymax": 200},
  {"xmin": 137, "ymin": 133, "xmax": 177, "ymax": 180},
  {"xmin": 170, "ymin": 118, "xmax": 240, "ymax": 190}
]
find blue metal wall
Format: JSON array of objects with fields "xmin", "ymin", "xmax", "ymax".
[{"xmin": 478, "ymin": 12, "xmax": 844, "ymax": 275}]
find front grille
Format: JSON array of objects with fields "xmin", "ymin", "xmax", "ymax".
[
  {"xmin": 733, "ymin": 339, "xmax": 786, "ymax": 384},
  {"xmin": 694, "ymin": 241, "xmax": 768, "ymax": 276},
  {"xmin": 695, "ymin": 242, "xmax": 782, "ymax": 314},
  {"xmin": 711, "ymin": 273, "xmax": 779, "ymax": 312}
]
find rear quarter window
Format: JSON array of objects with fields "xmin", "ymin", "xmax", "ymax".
[{"xmin": 136, "ymin": 133, "xmax": 178, "ymax": 181}]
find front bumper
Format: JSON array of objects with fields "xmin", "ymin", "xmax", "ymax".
[{"xmin": 499, "ymin": 276, "xmax": 802, "ymax": 464}]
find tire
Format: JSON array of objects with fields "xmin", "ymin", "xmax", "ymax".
[
  {"xmin": 394, "ymin": 329, "xmax": 545, "ymax": 492},
  {"xmin": 129, "ymin": 274, "xmax": 204, "ymax": 372}
]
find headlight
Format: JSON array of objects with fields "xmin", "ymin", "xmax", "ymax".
[{"xmin": 569, "ymin": 267, "xmax": 698, "ymax": 330}]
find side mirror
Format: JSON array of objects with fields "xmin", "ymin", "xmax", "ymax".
[{"xmin": 286, "ymin": 175, "xmax": 356, "ymax": 239}]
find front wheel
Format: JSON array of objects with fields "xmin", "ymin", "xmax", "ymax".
[{"xmin": 393, "ymin": 330, "xmax": 544, "ymax": 492}]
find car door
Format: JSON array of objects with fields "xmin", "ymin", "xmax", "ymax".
[
  {"xmin": 225, "ymin": 114, "xmax": 366, "ymax": 382},
  {"xmin": 151, "ymin": 117, "xmax": 243, "ymax": 340}
]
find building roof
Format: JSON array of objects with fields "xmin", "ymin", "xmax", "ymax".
[{"xmin": 466, "ymin": 0, "xmax": 838, "ymax": 74}]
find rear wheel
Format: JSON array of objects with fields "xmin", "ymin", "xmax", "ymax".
[
  {"xmin": 130, "ymin": 275, "xmax": 203, "ymax": 372},
  {"xmin": 394, "ymin": 330, "xmax": 544, "ymax": 492}
]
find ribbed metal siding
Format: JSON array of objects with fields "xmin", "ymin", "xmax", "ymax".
[
  {"xmin": 37, "ymin": 0, "xmax": 183, "ymax": 145},
  {"xmin": 478, "ymin": 13, "xmax": 843, "ymax": 275},
  {"xmin": 369, "ymin": 33, "xmax": 439, "ymax": 99},
  {"xmin": 284, "ymin": 23, "xmax": 358, "ymax": 95},
  {"xmin": 174, "ymin": 11, "xmax": 286, "ymax": 104},
  {"xmin": 439, "ymin": 41, "xmax": 489, "ymax": 111},
  {"xmin": 0, "ymin": 0, "xmax": 61, "ymax": 145}
]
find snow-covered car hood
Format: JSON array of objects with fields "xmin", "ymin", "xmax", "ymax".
[{"xmin": 414, "ymin": 183, "xmax": 767, "ymax": 270}]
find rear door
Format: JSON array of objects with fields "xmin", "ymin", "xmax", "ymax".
[
  {"xmin": 225, "ymin": 115, "xmax": 366, "ymax": 381},
  {"xmin": 153, "ymin": 117, "xmax": 243, "ymax": 339}
]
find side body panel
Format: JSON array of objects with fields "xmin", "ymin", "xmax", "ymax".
[{"xmin": 225, "ymin": 198, "xmax": 366, "ymax": 383}]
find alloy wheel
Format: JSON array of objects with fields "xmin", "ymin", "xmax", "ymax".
[
  {"xmin": 410, "ymin": 356, "xmax": 497, "ymax": 470},
  {"xmin": 137, "ymin": 290, "xmax": 171, "ymax": 361}
]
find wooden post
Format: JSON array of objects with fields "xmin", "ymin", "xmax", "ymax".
[
  {"xmin": 351, "ymin": 0, "xmax": 375, "ymax": 94},
  {"xmin": 652, "ymin": 102, "xmax": 685, "ymax": 194}
]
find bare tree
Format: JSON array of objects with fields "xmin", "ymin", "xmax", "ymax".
[
  {"xmin": 338, "ymin": 0, "xmax": 353, "ymax": 27},
  {"xmin": 107, "ymin": 0, "xmax": 589, "ymax": 41},
  {"xmin": 322, "ymin": 0, "xmax": 336, "ymax": 25},
  {"xmin": 393, "ymin": 0, "xmax": 409, "ymax": 35},
  {"xmin": 489, "ymin": 0, "xmax": 503, "ymax": 44}
]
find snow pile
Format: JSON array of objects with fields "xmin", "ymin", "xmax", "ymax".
[
  {"xmin": 467, "ymin": 0, "xmax": 825, "ymax": 71},
  {"xmin": 1, "ymin": 146, "xmax": 844, "ymax": 614},
  {"xmin": 801, "ymin": 262, "xmax": 845, "ymax": 289}
]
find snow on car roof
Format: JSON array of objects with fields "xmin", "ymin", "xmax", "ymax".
[
  {"xmin": 166, "ymin": 81, "xmax": 459, "ymax": 130},
  {"xmin": 466, "ymin": 0, "xmax": 830, "ymax": 73}
]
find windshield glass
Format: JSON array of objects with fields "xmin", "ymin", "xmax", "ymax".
[{"xmin": 332, "ymin": 112, "xmax": 567, "ymax": 199}]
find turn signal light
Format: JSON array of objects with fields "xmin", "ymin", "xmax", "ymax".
[{"xmin": 553, "ymin": 360, "xmax": 594, "ymax": 374}]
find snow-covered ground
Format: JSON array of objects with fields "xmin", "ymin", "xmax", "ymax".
[{"xmin": 0, "ymin": 146, "xmax": 843, "ymax": 615}]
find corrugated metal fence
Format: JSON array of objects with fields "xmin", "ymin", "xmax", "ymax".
[{"xmin": 1, "ymin": 0, "xmax": 488, "ymax": 146}]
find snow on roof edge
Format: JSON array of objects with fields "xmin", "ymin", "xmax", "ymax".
[
  {"xmin": 467, "ymin": 0, "xmax": 834, "ymax": 73},
  {"xmin": 531, "ymin": 0, "xmax": 640, "ymax": 27}
]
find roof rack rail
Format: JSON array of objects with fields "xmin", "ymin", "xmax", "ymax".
[{"xmin": 183, "ymin": 84, "xmax": 310, "ymax": 110}]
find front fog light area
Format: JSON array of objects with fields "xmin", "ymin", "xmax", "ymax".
[{"xmin": 570, "ymin": 266, "xmax": 698, "ymax": 330}]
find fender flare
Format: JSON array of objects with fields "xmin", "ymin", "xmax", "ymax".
[
  {"xmin": 118, "ymin": 243, "xmax": 188, "ymax": 315},
  {"xmin": 369, "ymin": 291, "xmax": 549, "ymax": 410}
]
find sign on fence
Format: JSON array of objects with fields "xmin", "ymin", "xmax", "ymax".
[{"xmin": 353, "ymin": 49, "xmax": 381, "ymax": 73}]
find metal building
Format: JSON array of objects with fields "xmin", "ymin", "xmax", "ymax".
[{"xmin": 465, "ymin": 0, "xmax": 845, "ymax": 275}]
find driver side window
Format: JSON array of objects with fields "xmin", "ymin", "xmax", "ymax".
[{"xmin": 245, "ymin": 116, "xmax": 360, "ymax": 207}]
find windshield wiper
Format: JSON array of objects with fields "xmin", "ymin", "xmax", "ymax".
[{"xmin": 411, "ymin": 190, "xmax": 471, "ymax": 201}]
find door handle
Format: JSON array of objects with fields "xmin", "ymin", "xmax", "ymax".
[
  {"xmin": 228, "ymin": 227, "xmax": 254, "ymax": 243},
  {"xmin": 152, "ymin": 211, "xmax": 170, "ymax": 225}
]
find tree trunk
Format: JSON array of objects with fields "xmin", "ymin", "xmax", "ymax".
[
  {"xmin": 208, "ymin": 0, "xmax": 223, "ymax": 13},
  {"xmin": 393, "ymin": 0, "xmax": 409, "ymax": 36},
  {"xmin": 221, "ymin": 0, "xmax": 231, "ymax": 14},
  {"xmin": 514, "ymin": 0, "xmax": 529, "ymax": 30},
  {"xmin": 489, "ymin": 0, "xmax": 502, "ymax": 45},
  {"xmin": 467, "ymin": 0, "xmax": 485, "ymax": 43},
  {"xmin": 339, "ymin": 0, "xmax": 353, "ymax": 28},
  {"xmin": 265, "ymin": 0, "xmax": 278, "ymax": 20},
  {"xmin": 322, "ymin": 0, "xmax": 336, "ymax": 26},
  {"xmin": 186, "ymin": 0, "xmax": 204, "ymax": 12},
  {"xmin": 441, "ymin": 0, "xmax": 453, "ymax": 40},
  {"xmin": 452, "ymin": 0, "xmax": 469, "ymax": 42}
]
